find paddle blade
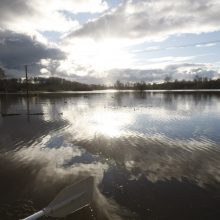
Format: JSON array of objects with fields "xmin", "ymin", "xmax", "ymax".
[{"xmin": 45, "ymin": 176, "xmax": 94, "ymax": 218}]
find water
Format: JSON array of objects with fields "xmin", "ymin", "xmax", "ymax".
[{"xmin": 0, "ymin": 91, "xmax": 220, "ymax": 220}]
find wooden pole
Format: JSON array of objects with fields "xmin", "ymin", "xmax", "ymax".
[
  {"xmin": 25, "ymin": 65, "xmax": 29, "ymax": 96},
  {"xmin": 25, "ymin": 65, "xmax": 30, "ymax": 121}
]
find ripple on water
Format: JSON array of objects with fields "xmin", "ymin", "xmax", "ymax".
[{"xmin": 1, "ymin": 92, "xmax": 220, "ymax": 219}]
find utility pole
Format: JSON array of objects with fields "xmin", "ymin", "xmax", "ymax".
[
  {"xmin": 25, "ymin": 64, "xmax": 29, "ymax": 96},
  {"xmin": 24, "ymin": 64, "xmax": 30, "ymax": 120}
]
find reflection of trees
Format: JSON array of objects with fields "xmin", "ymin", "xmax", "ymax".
[
  {"xmin": 133, "ymin": 91, "xmax": 147, "ymax": 100},
  {"xmin": 112, "ymin": 91, "xmax": 220, "ymax": 112},
  {"xmin": 144, "ymin": 92, "xmax": 220, "ymax": 113},
  {"xmin": 114, "ymin": 92, "xmax": 123, "ymax": 106},
  {"xmin": 0, "ymin": 95, "xmax": 20, "ymax": 115},
  {"xmin": 0, "ymin": 95, "xmax": 67, "ymax": 151},
  {"xmin": 163, "ymin": 93, "xmax": 173, "ymax": 105},
  {"xmin": 0, "ymin": 95, "xmax": 9, "ymax": 115},
  {"xmin": 113, "ymin": 92, "xmax": 149, "ymax": 106}
]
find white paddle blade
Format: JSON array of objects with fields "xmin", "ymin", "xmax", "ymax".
[{"xmin": 44, "ymin": 176, "xmax": 94, "ymax": 218}]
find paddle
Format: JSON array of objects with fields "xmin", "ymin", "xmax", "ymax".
[{"xmin": 22, "ymin": 176, "xmax": 94, "ymax": 220}]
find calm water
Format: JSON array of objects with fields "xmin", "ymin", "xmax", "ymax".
[{"xmin": 0, "ymin": 91, "xmax": 220, "ymax": 220}]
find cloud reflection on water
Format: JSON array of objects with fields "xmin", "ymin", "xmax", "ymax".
[
  {"xmin": 58, "ymin": 92, "xmax": 220, "ymax": 188},
  {"xmin": 1, "ymin": 134, "xmax": 129, "ymax": 219},
  {"xmin": 1, "ymin": 92, "xmax": 220, "ymax": 219}
]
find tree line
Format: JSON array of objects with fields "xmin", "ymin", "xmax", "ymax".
[
  {"xmin": 0, "ymin": 76, "xmax": 106, "ymax": 92},
  {"xmin": 113, "ymin": 78, "xmax": 220, "ymax": 91},
  {"xmin": 1, "ymin": 67, "xmax": 220, "ymax": 92}
]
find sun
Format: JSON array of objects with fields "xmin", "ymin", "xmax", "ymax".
[
  {"xmin": 61, "ymin": 38, "xmax": 133, "ymax": 75},
  {"xmin": 88, "ymin": 40, "xmax": 131, "ymax": 70}
]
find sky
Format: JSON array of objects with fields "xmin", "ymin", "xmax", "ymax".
[{"xmin": 0, "ymin": 0, "xmax": 220, "ymax": 84}]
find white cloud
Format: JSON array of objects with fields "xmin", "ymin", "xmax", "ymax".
[
  {"xmin": 37, "ymin": 61, "xmax": 220, "ymax": 84},
  {"xmin": 1, "ymin": 0, "xmax": 220, "ymax": 83},
  {"xmin": 196, "ymin": 43, "xmax": 217, "ymax": 48},
  {"xmin": 0, "ymin": 0, "xmax": 108, "ymax": 34},
  {"xmin": 68, "ymin": 0, "xmax": 220, "ymax": 42},
  {"xmin": 148, "ymin": 56, "xmax": 195, "ymax": 63},
  {"xmin": 134, "ymin": 40, "xmax": 220, "ymax": 54}
]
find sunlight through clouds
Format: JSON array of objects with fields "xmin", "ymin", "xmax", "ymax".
[
  {"xmin": 0, "ymin": 0, "xmax": 220, "ymax": 83},
  {"xmin": 61, "ymin": 38, "xmax": 134, "ymax": 74}
]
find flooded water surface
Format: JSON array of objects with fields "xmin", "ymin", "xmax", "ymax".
[{"xmin": 0, "ymin": 91, "xmax": 220, "ymax": 220}]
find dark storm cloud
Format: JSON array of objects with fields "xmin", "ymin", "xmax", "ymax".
[{"xmin": 0, "ymin": 30, "xmax": 66, "ymax": 76}]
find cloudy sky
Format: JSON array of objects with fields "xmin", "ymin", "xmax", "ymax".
[{"xmin": 0, "ymin": 0, "xmax": 220, "ymax": 83}]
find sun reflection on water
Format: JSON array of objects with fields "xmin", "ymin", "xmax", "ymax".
[
  {"xmin": 62, "ymin": 103, "xmax": 135, "ymax": 138},
  {"xmin": 88, "ymin": 110, "xmax": 133, "ymax": 137},
  {"xmin": 1, "ymin": 93, "xmax": 220, "ymax": 220}
]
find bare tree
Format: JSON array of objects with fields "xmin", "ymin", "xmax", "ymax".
[
  {"xmin": 193, "ymin": 74, "xmax": 202, "ymax": 82},
  {"xmin": 0, "ymin": 67, "xmax": 5, "ymax": 79},
  {"xmin": 114, "ymin": 80, "xmax": 124, "ymax": 90},
  {"xmin": 134, "ymin": 81, "xmax": 146, "ymax": 91},
  {"xmin": 164, "ymin": 75, "xmax": 172, "ymax": 83},
  {"xmin": 0, "ymin": 67, "xmax": 7, "ymax": 93}
]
